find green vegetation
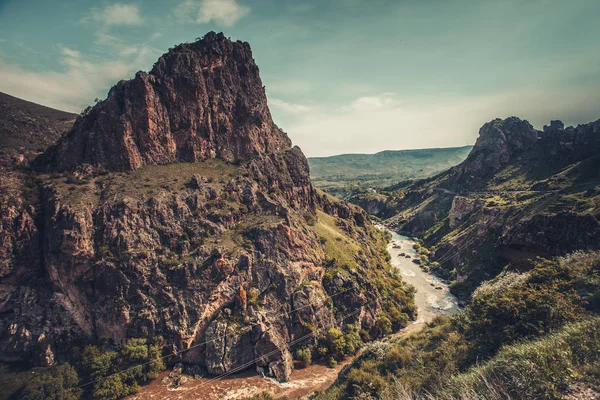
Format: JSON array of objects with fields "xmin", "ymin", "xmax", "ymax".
[
  {"xmin": 43, "ymin": 159, "xmax": 240, "ymax": 209},
  {"xmin": 80, "ymin": 337, "xmax": 166, "ymax": 400},
  {"xmin": 296, "ymin": 347, "xmax": 312, "ymax": 368},
  {"xmin": 309, "ymin": 205, "xmax": 416, "ymax": 340},
  {"xmin": 315, "ymin": 251, "xmax": 600, "ymax": 399},
  {"xmin": 20, "ymin": 364, "xmax": 81, "ymax": 400},
  {"xmin": 308, "ymin": 146, "xmax": 472, "ymax": 198}
]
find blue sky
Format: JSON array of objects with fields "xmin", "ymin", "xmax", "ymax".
[{"xmin": 1, "ymin": 0, "xmax": 599, "ymax": 156}]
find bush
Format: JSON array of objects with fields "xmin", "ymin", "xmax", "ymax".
[
  {"xmin": 442, "ymin": 318, "xmax": 600, "ymax": 400},
  {"xmin": 346, "ymin": 360, "xmax": 386, "ymax": 398},
  {"xmin": 20, "ymin": 364, "xmax": 81, "ymax": 400},
  {"xmin": 320, "ymin": 328, "xmax": 346, "ymax": 358},
  {"xmin": 466, "ymin": 267, "xmax": 584, "ymax": 359},
  {"xmin": 343, "ymin": 324, "xmax": 362, "ymax": 355},
  {"xmin": 373, "ymin": 316, "xmax": 392, "ymax": 338},
  {"xmin": 327, "ymin": 357, "xmax": 337, "ymax": 368},
  {"xmin": 296, "ymin": 348, "xmax": 312, "ymax": 368},
  {"xmin": 81, "ymin": 337, "xmax": 165, "ymax": 399}
]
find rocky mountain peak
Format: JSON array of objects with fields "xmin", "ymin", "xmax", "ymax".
[
  {"xmin": 36, "ymin": 32, "xmax": 291, "ymax": 172},
  {"xmin": 472, "ymin": 117, "xmax": 539, "ymax": 160},
  {"xmin": 454, "ymin": 116, "xmax": 539, "ymax": 179}
]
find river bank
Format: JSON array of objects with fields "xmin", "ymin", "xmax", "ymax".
[{"xmin": 387, "ymin": 230, "xmax": 459, "ymax": 327}]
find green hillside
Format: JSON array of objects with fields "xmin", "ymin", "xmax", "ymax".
[{"xmin": 308, "ymin": 146, "xmax": 472, "ymax": 197}]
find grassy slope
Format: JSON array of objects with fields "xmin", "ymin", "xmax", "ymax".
[
  {"xmin": 315, "ymin": 251, "xmax": 600, "ymax": 400},
  {"xmin": 308, "ymin": 146, "xmax": 471, "ymax": 196}
]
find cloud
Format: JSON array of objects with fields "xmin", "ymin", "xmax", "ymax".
[
  {"xmin": 283, "ymin": 87, "xmax": 600, "ymax": 157},
  {"xmin": 176, "ymin": 0, "xmax": 249, "ymax": 27},
  {"xmin": 61, "ymin": 47, "xmax": 82, "ymax": 59},
  {"xmin": 347, "ymin": 92, "xmax": 399, "ymax": 113},
  {"xmin": 0, "ymin": 43, "xmax": 161, "ymax": 112},
  {"xmin": 88, "ymin": 3, "xmax": 144, "ymax": 26},
  {"xmin": 269, "ymin": 98, "xmax": 311, "ymax": 114}
]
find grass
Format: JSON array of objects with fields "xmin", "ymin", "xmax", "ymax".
[
  {"xmin": 312, "ymin": 210, "xmax": 361, "ymax": 269},
  {"xmin": 439, "ymin": 317, "xmax": 600, "ymax": 400},
  {"xmin": 308, "ymin": 146, "xmax": 472, "ymax": 196},
  {"xmin": 44, "ymin": 160, "xmax": 240, "ymax": 208}
]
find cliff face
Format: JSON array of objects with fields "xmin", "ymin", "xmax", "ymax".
[
  {"xmin": 37, "ymin": 32, "xmax": 289, "ymax": 172},
  {"xmin": 0, "ymin": 33, "xmax": 415, "ymax": 381},
  {"xmin": 455, "ymin": 117, "xmax": 539, "ymax": 180}
]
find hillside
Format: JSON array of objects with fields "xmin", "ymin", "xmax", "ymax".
[
  {"xmin": 0, "ymin": 91, "xmax": 76, "ymax": 164},
  {"xmin": 315, "ymin": 117, "xmax": 600, "ymax": 400},
  {"xmin": 354, "ymin": 117, "xmax": 600, "ymax": 298},
  {"xmin": 0, "ymin": 33, "xmax": 415, "ymax": 399},
  {"xmin": 308, "ymin": 146, "xmax": 471, "ymax": 198}
]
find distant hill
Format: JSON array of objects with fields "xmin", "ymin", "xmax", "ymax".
[
  {"xmin": 0, "ymin": 91, "xmax": 76, "ymax": 163},
  {"xmin": 308, "ymin": 146, "xmax": 472, "ymax": 197}
]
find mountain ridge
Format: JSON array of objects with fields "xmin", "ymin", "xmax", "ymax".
[
  {"xmin": 0, "ymin": 33, "xmax": 415, "ymax": 395},
  {"xmin": 356, "ymin": 115, "xmax": 600, "ymax": 297}
]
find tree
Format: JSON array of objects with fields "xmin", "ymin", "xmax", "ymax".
[
  {"xmin": 374, "ymin": 316, "xmax": 392, "ymax": 338},
  {"xmin": 20, "ymin": 364, "xmax": 81, "ymax": 400},
  {"xmin": 296, "ymin": 347, "xmax": 312, "ymax": 368},
  {"xmin": 325, "ymin": 328, "xmax": 346, "ymax": 357}
]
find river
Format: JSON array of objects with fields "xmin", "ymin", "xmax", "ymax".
[
  {"xmin": 386, "ymin": 230, "xmax": 459, "ymax": 329},
  {"xmin": 128, "ymin": 230, "xmax": 459, "ymax": 399}
]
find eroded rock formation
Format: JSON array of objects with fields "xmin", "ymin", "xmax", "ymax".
[{"xmin": 0, "ymin": 33, "xmax": 415, "ymax": 381}]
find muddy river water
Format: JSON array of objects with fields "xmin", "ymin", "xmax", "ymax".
[
  {"xmin": 128, "ymin": 230, "xmax": 459, "ymax": 400},
  {"xmin": 387, "ymin": 230, "xmax": 460, "ymax": 325}
]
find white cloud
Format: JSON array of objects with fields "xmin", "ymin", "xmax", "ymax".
[
  {"xmin": 89, "ymin": 3, "xmax": 144, "ymax": 26},
  {"xmin": 283, "ymin": 87, "xmax": 600, "ymax": 157},
  {"xmin": 176, "ymin": 0, "xmax": 249, "ymax": 27},
  {"xmin": 269, "ymin": 98, "xmax": 311, "ymax": 114},
  {"xmin": 347, "ymin": 92, "xmax": 399, "ymax": 113},
  {"xmin": 0, "ymin": 43, "xmax": 161, "ymax": 112},
  {"xmin": 61, "ymin": 47, "xmax": 82, "ymax": 59}
]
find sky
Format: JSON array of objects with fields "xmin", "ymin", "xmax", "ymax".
[{"xmin": 0, "ymin": 0, "xmax": 599, "ymax": 157}]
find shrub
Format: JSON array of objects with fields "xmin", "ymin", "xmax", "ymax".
[
  {"xmin": 346, "ymin": 360, "xmax": 386, "ymax": 398},
  {"xmin": 20, "ymin": 364, "xmax": 81, "ymax": 400},
  {"xmin": 81, "ymin": 337, "xmax": 165, "ymax": 400},
  {"xmin": 296, "ymin": 348, "xmax": 312, "ymax": 368},
  {"xmin": 373, "ymin": 316, "xmax": 392, "ymax": 338},
  {"xmin": 327, "ymin": 357, "xmax": 338, "ymax": 368},
  {"xmin": 322, "ymin": 328, "xmax": 346, "ymax": 358},
  {"xmin": 466, "ymin": 267, "xmax": 584, "ymax": 359},
  {"xmin": 343, "ymin": 324, "xmax": 362, "ymax": 355}
]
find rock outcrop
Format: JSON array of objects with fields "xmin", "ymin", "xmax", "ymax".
[
  {"xmin": 456, "ymin": 117, "xmax": 539, "ymax": 179},
  {"xmin": 36, "ymin": 32, "xmax": 289, "ymax": 173},
  {"xmin": 0, "ymin": 33, "xmax": 415, "ymax": 381}
]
